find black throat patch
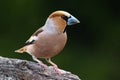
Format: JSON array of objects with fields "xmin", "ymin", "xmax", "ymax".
[{"xmin": 63, "ymin": 27, "xmax": 67, "ymax": 33}]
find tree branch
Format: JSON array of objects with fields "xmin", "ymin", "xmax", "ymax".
[{"xmin": 0, "ymin": 56, "xmax": 81, "ymax": 80}]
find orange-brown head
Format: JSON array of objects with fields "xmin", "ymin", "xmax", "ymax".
[{"xmin": 44, "ymin": 10, "xmax": 80, "ymax": 33}]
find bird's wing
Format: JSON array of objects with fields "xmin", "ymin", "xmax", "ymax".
[{"xmin": 25, "ymin": 27, "xmax": 43, "ymax": 45}]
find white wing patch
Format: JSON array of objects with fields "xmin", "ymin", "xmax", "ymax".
[
  {"xmin": 27, "ymin": 36, "xmax": 38, "ymax": 42},
  {"xmin": 25, "ymin": 36, "xmax": 38, "ymax": 45},
  {"xmin": 25, "ymin": 27, "xmax": 43, "ymax": 45}
]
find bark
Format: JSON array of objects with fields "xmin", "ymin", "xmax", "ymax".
[{"xmin": 0, "ymin": 56, "xmax": 81, "ymax": 80}]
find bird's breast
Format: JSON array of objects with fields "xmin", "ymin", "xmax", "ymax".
[{"xmin": 28, "ymin": 32, "xmax": 67, "ymax": 58}]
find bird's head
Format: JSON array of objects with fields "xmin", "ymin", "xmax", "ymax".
[{"xmin": 44, "ymin": 10, "xmax": 80, "ymax": 33}]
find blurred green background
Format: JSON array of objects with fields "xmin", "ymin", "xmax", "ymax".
[{"xmin": 0, "ymin": 0, "xmax": 120, "ymax": 80}]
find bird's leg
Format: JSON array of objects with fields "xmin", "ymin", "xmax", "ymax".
[
  {"xmin": 32, "ymin": 56, "xmax": 47, "ymax": 68},
  {"xmin": 46, "ymin": 58, "xmax": 61, "ymax": 75}
]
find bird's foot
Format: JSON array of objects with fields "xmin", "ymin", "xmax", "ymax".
[
  {"xmin": 52, "ymin": 65, "xmax": 61, "ymax": 75},
  {"xmin": 38, "ymin": 62, "xmax": 47, "ymax": 70}
]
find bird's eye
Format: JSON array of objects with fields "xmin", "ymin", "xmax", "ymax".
[{"xmin": 61, "ymin": 15, "xmax": 69, "ymax": 22}]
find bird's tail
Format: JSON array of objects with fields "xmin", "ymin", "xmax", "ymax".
[{"xmin": 15, "ymin": 46, "xmax": 27, "ymax": 53}]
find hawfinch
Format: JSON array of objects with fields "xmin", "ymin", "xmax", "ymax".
[{"xmin": 15, "ymin": 10, "xmax": 80, "ymax": 75}]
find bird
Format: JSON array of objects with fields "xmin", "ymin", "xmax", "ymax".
[{"xmin": 15, "ymin": 10, "xmax": 80, "ymax": 75}]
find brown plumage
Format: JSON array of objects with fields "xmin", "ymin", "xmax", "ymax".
[{"xmin": 15, "ymin": 10, "xmax": 80, "ymax": 75}]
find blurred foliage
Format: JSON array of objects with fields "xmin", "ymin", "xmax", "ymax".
[{"xmin": 0, "ymin": 0, "xmax": 120, "ymax": 80}]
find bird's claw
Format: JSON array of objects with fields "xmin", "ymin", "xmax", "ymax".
[
  {"xmin": 38, "ymin": 62, "xmax": 48, "ymax": 70},
  {"xmin": 52, "ymin": 66, "xmax": 61, "ymax": 75}
]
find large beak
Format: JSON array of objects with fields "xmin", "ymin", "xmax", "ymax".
[{"xmin": 67, "ymin": 15, "xmax": 80, "ymax": 26}]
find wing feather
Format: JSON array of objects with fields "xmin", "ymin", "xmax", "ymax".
[{"xmin": 25, "ymin": 27, "xmax": 43, "ymax": 45}]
